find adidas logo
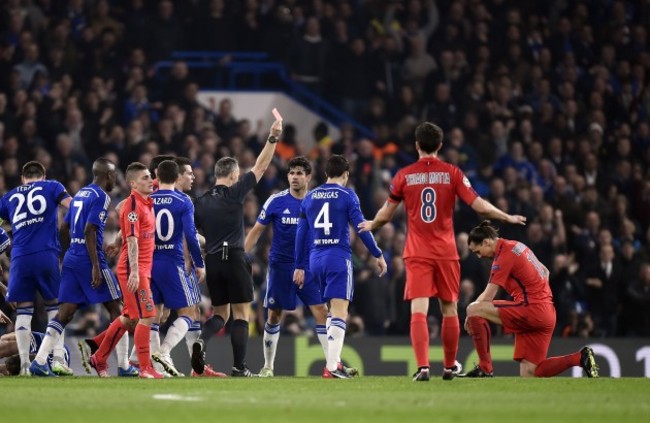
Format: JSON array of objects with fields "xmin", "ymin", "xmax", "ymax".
[
  {"xmin": 283, "ymin": 208, "xmax": 291, "ymax": 214},
  {"xmin": 328, "ymin": 336, "xmax": 334, "ymax": 341}
]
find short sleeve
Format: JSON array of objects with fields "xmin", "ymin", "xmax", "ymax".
[
  {"xmin": 122, "ymin": 196, "xmax": 141, "ymax": 238},
  {"xmin": 488, "ymin": 254, "xmax": 513, "ymax": 288},
  {"xmin": 87, "ymin": 193, "xmax": 108, "ymax": 227},
  {"xmin": 388, "ymin": 171, "xmax": 404, "ymax": 204},
  {"xmin": 232, "ymin": 171, "xmax": 257, "ymax": 203},
  {"xmin": 453, "ymin": 168, "xmax": 479, "ymax": 206},
  {"xmin": 53, "ymin": 181, "xmax": 71, "ymax": 204},
  {"xmin": 257, "ymin": 195, "xmax": 274, "ymax": 226}
]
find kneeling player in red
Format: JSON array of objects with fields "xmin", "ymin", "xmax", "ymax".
[{"xmin": 462, "ymin": 221, "xmax": 599, "ymax": 378}]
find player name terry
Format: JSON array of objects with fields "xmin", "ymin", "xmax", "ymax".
[{"xmin": 405, "ymin": 172, "xmax": 451, "ymax": 186}]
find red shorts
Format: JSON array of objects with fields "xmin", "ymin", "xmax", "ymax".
[
  {"xmin": 404, "ymin": 258, "xmax": 460, "ymax": 301},
  {"xmin": 495, "ymin": 301, "xmax": 556, "ymax": 365},
  {"xmin": 117, "ymin": 273, "xmax": 156, "ymax": 319}
]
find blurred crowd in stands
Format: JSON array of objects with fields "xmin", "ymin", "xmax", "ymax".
[{"xmin": 1, "ymin": 0, "xmax": 649, "ymax": 339}]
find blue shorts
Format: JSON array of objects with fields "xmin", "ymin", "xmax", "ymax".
[
  {"xmin": 151, "ymin": 259, "xmax": 201, "ymax": 310},
  {"xmin": 31, "ymin": 332, "xmax": 70, "ymax": 367},
  {"xmin": 58, "ymin": 254, "xmax": 122, "ymax": 307},
  {"xmin": 263, "ymin": 262, "xmax": 322, "ymax": 310},
  {"xmin": 6, "ymin": 251, "xmax": 61, "ymax": 303},
  {"xmin": 310, "ymin": 253, "xmax": 354, "ymax": 301}
]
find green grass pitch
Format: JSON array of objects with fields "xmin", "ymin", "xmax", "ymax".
[{"xmin": 1, "ymin": 377, "xmax": 648, "ymax": 423}]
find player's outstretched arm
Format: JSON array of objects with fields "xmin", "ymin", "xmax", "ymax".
[
  {"xmin": 251, "ymin": 120, "xmax": 283, "ymax": 182},
  {"xmin": 358, "ymin": 201, "xmax": 399, "ymax": 232},
  {"xmin": 244, "ymin": 222, "xmax": 266, "ymax": 253},
  {"xmin": 470, "ymin": 197, "xmax": 526, "ymax": 225}
]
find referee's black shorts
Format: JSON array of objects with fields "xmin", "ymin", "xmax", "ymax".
[{"xmin": 205, "ymin": 249, "xmax": 253, "ymax": 306}]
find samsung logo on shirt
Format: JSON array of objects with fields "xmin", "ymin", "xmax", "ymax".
[
  {"xmin": 405, "ymin": 172, "xmax": 450, "ymax": 186},
  {"xmin": 281, "ymin": 217, "xmax": 299, "ymax": 225},
  {"xmin": 311, "ymin": 191, "xmax": 339, "ymax": 199}
]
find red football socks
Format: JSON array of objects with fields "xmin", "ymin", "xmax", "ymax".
[
  {"xmin": 467, "ymin": 316, "xmax": 493, "ymax": 373},
  {"xmin": 93, "ymin": 330, "xmax": 106, "ymax": 347},
  {"xmin": 410, "ymin": 312, "xmax": 429, "ymax": 368},
  {"xmin": 134, "ymin": 323, "xmax": 152, "ymax": 369},
  {"xmin": 534, "ymin": 352, "xmax": 581, "ymax": 377},
  {"xmin": 441, "ymin": 316, "xmax": 460, "ymax": 368},
  {"xmin": 95, "ymin": 318, "xmax": 129, "ymax": 362}
]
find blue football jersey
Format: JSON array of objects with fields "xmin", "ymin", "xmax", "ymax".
[
  {"xmin": 64, "ymin": 184, "xmax": 111, "ymax": 263},
  {"xmin": 0, "ymin": 227, "xmax": 9, "ymax": 254},
  {"xmin": 151, "ymin": 189, "xmax": 204, "ymax": 268},
  {"xmin": 258, "ymin": 189, "xmax": 303, "ymax": 264},
  {"xmin": 295, "ymin": 183, "xmax": 381, "ymax": 266},
  {"xmin": 0, "ymin": 180, "xmax": 70, "ymax": 258}
]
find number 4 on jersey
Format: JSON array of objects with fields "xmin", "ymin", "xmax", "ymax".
[{"xmin": 314, "ymin": 202, "xmax": 333, "ymax": 235}]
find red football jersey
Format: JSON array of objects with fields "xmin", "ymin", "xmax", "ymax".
[
  {"xmin": 489, "ymin": 238, "xmax": 554, "ymax": 304},
  {"xmin": 389, "ymin": 156, "xmax": 478, "ymax": 260},
  {"xmin": 117, "ymin": 190, "xmax": 155, "ymax": 277}
]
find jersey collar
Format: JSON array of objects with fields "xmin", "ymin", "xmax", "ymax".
[{"xmin": 131, "ymin": 189, "xmax": 153, "ymax": 206}]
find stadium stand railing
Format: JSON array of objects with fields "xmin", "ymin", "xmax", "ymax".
[{"xmin": 154, "ymin": 51, "xmax": 375, "ymax": 139}]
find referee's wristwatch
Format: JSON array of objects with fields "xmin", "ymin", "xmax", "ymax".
[{"xmin": 267, "ymin": 135, "xmax": 279, "ymax": 144}]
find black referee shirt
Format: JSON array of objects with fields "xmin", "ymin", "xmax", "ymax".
[{"xmin": 194, "ymin": 171, "xmax": 257, "ymax": 255}]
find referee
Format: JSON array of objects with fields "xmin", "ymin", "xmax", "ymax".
[{"xmin": 192, "ymin": 118, "xmax": 282, "ymax": 377}]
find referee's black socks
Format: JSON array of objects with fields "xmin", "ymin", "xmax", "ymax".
[
  {"xmin": 199, "ymin": 315, "xmax": 226, "ymax": 343},
  {"xmin": 231, "ymin": 319, "xmax": 249, "ymax": 370}
]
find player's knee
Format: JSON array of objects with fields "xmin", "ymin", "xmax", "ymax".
[
  {"xmin": 311, "ymin": 304, "xmax": 328, "ymax": 323},
  {"xmin": 177, "ymin": 307, "xmax": 194, "ymax": 320},
  {"xmin": 520, "ymin": 362, "xmax": 536, "ymax": 377},
  {"xmin": 466, "ymin": 302, "xmax": 479, "ymax": 317},
  {"xmin": 439, "ymin": 300, "xmax": 458, "ymax": 316},
  {"xmin": 267, "ymin": 310, "xmax": 282, "ymax": 325}
]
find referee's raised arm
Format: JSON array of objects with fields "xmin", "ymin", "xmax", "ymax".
[
  {"xmin": 189, "ymin": 118, "xmax": 283, "ymax": 378},
  {"xmin": 251, "ymin": 119, "xmax": 283, "ymax": 182}
]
